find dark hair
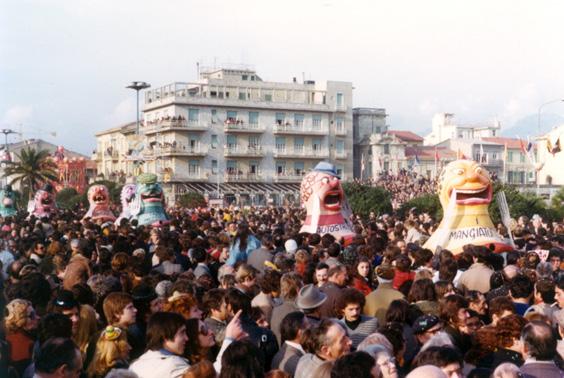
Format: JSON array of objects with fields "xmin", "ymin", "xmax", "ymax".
[
  {"xmin": 438, "ymin": 259, "xmax": 458, "ymax": 282},
  {"xmin": 331, "ymin": 351, "xmax": 375, "ymax": 378},
  {"xmin": 439, "ymin": 294, "xmax": 468, "ymax": 325},
  {"xmin": 509, "ymin": 275, "xmax": 534, "ymax": 299},
  {"xmin": 37, "ymin": 314, "xmax": 73, "ymax": 345},
  {"xmin": 412, "ymin": 345, "xmax": 463, "ymax": 369},
  {"xmin": 336, "ymin": 288, "xmax": 366, "ymax": 315},
  {"xmin": 394, "ymin": 254, "xmax": 412, "ymax": 272},
  {"xmin": 258, "ymin": 270, "xmax": 281, "ymax": 294},
  {"xmin": 219, "ymin": 340, "xmax": 264, "ymax": 378},
  {"xmin": 203, "ymin": 288, "xmax": 226, "ymax": 312},
  {"xmin": 488, "ymin": 296, "xmax": 515, "ymax": 319},
  {"xmin": 521, "ymin": 321, "xmax": 557, "ymax": 361},
  {"xmin": 146, "ymin": 312, "xmax": 187, "ymax": 351},
  {"xmin": 327, "ymin": 243, "xmax": 341, "ymax": 258},
  {"xmin": 378, "ymin": 322, "xmax": 404, "ymax": 356},
  {"xmin": 385, "ymin": 299, "xmax": 409, "ymax": 324},
  {"xmin": 280, "ymin": 311, "xmax": 306, "ymax": 343},
  {"xmin": 408, "ymin": 278, "xmax": 436, "ymax": 303},
  {"xmin": 185, "ymin": 318, "xmax": 207, "ymax": 364},
  {"xmin": 34, "ymin": 337, "xmax": 80, "ymax": 374},
  {"xmin": 497, "ymin": 314, "xmax": 528, "ymax": 348},
  {"xmin": 506, "ymin": 251, "xmax": 521, "ymax": 266},
  {"xmin": 536, "ymin": 278, "xmax": 555, "ymax": 304},
  {"xmin": 192, "ymin": 247, "xmax": 207, "ymax": 263},
  {"xmin": 225, "ymin": 288, "xmax": 252, "ymax": 316}
]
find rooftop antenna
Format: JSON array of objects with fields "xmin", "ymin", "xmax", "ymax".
[{"xmin": 196, "ymin": 62, "xmax": 200, "ymax": 79}]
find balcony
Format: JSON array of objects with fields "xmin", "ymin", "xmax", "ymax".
[
  {"xmin": 161, "ymin": 172, "xmax": 208, "ymax": 182},
  {"xmin": 144, "ymin": 145, "xmax": 208, "ymax": 158},
  {"xmin": 274, "ymin": 146, "xmax": 329, "ymax": 159},
  {"xmin": 274, "ymin": 173, "xmax": 306, "ymax": 182},
  {"xmin": 225, "ymin": 172, "xmax": 264, "ymax": 182},
  {"xmin": 273, "ymin": 123, "xmax": 329, "ymax": 135},
  {"xmin": 224, "ymin": 145, "xmax": 265, "ymax": 157},
  {"xmin": 334, "ymin": 150, "xmax": 348, "ymax": 159},
  {"xmin": 335, "ymin": 125, "xmax": 347, "ymax": 136},
  {"xmin": 224, "ymin": 121, "xmax": 265, "ymax": 133},
  {"xmin": 144, "ymin": 119, "xmax": 208, "ymax": 134}
]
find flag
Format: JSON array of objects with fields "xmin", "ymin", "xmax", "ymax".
[
  {"xmin": 414, "ymin": 154, "xmax": 420, "ymax": 166},
  {"xmin": 479, "ymin": 144, "xmax": 485, "ymax": 163},
  {"xmin": 457, "ymin": 148, "xmax": 466, "ymax": 160},
  {"xmin": 548, "ymin": 136, "xmax": 561, "ymax": 155},
  {"xmin": 360, "ymin": 153, "xmax": 366, "ymax": 177},
  {"xmin": 434, "ymin": 147, "xmax": 439, "ymax": 163},
  {"xmin": 519, "ymin": 138, "xmax": 527, "ymax": 154}
]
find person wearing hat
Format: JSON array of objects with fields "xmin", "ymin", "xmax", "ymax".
[
  {"xmin": 364, "ymin": 264, "xmax": 404, "ymax": 324},
  {"xmin": 296, "ymin": 284, "xmax": 327, "ymax": 326},
  {"xmin": 413, "ymin": 315, "xmax": 443, "ymax": 352},
  {"xmin": 50, "ymin": 290, "xmax": 81, "ymax": 336},
  {"xmin": 284, "ymin": 239, "xmax": 298, "ymax": 256}
]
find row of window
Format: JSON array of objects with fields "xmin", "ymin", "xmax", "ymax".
[{"xmin": 153, "ymin": 108, "xmax": 345, "ymax": 128}]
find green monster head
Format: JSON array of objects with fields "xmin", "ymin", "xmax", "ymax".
[
  {"xmin": 0, "ymin": 185, "xmax": 17, "ymax": 217},
  {"xmin": 136, "ymin": 173, "xmax": 164, "ymax": 205}
]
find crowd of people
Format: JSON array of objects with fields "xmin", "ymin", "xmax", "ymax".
[
  {"xmin": 354, "ymin": 170, "xmax": 438, "ymax": 209},
  {"xmin": 0, "ymin": 188, "xmax": 563, "ymax": 378}
]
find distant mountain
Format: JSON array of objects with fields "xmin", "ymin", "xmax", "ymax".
[{"xmin": 502, "ymin": 113, "xmax": 564, "ymax": 138}]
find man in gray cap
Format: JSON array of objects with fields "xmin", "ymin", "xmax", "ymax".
[{"xmin": 296, "ymin": 284, "xmax": 327, "ymax": 327}]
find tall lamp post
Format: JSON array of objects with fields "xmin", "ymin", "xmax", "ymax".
[{"xmin": 126, "ymin": 81, "xmax": 151, "ymax": 135}]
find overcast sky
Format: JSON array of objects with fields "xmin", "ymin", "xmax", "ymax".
[{"xmin": 2, "ymin": 0, "xmax": 564, "ymax": 154}]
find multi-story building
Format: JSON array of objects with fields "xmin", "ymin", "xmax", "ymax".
[
  {"xmin": 95, "ymin": 67, "xmax": 353, "ymax": 205},
  {"xmin": 424, "ymin": 113, "xmax": 501, "ymax": 146},
  {"xmin": 352, "ymin": 107, "xmax": 387, "ymax": 178},
  {"xmin": 537, "ymin": 125, "xmax": 564, "ymax": 186}
]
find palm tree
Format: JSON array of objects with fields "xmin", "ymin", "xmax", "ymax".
[{"xmin": 3, "ymin": 147, "xmax": 59, "ymax": 200}]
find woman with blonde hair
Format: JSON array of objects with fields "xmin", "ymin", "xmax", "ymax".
[
  {"xmin": 87, "ymin": 325, "xmax": 131, "ymax": 378},
  {"xmin": 74, "ymin": 304, "xmax": 99, "ymax": 362},
  {"xmin": 4, "ymin": 299, "xmax": 39, "ymax": 375}
]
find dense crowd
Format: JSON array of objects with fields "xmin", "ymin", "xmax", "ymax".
[
  {"xmin": 1, "ymin": 193, "xmax": 564, "ymax": 378},
  {"xmin": 354, "ymin": 170, "xmax": 438, "ymax": 209}
]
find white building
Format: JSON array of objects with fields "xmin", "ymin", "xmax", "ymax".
[
  {"xmin": 424, "ymin": 113, "xmax": 501, "ymax": 146},
  {"xmin": 95, "ymin": 67, "xmax": 353, "ymax": 205},
  {"xmin": 537, "ymin": 125, "xmax": 564, "ymax": 186}
]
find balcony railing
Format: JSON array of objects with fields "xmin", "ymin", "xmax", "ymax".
[
  {"xmin": 225, "ymin": 173, "xmax": 263, "ymax": 182},
  {"xmin": 273, "ymin": 123, "xmax": 329, "ymax": 135},
  {"xmin": 224, "ymin": 145, "xmax": 265, "ymax": 157},
  {"xmin": 224, "ymin": 122, "xmax": 265, "ymax": 133},
  {"xmin": 144, "ymin": 145, "xmax": 208, "ymax": 157},
  {"xmin": 274, "ymin": 147, "xmax": 329, "ymax": 158},
  {"xmin": 159, "ymin": 172, "xmax": 207, "ymax": 182},
  {"xmin": 274, "ymin": 173, "xmax": 306, "ymax": 182},
  {"xmin": 144, "ymin": 119, "xmax": 208, "ymax": 133}
]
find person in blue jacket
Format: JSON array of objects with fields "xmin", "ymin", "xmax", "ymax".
[{"xmin": 226, "ymin": 223, "xmax": 261, "ymax": 266}]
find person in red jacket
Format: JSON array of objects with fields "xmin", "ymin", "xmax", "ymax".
[
  {"xmin": 5, "ymin": 299, "xmax": 39, "ymax": 376},
  {"xmin": 393, "ymin": 254, "xmax": 415, "ymax": 290},
  {"xmin": 353, "ymin": 257, "xmax": 375, "ymax": 296}
]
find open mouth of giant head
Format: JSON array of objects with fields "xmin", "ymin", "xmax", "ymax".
[
  {"xmin": 449, "ymin": 184, "xmax": 492, "ymax": 205},
  {"xmin": 141, "ymin": 192, "xmax": 162, "ymax": 203},
  {"xmin": 322, "ymin": 190, "xmax": 343, "ymax": 211},
  {"xmin": 93, "ymin": 193, "xmax": 107, "ymax": 204}
]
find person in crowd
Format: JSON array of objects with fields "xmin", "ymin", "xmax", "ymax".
[
  {"xmin": 335, "ymin": 288, "xmax": 379, "ymax": 349},
  {"xmin": 49, "ymin": 290, "xmax": 81, "ymax": 337},
  {"xmin": 271, "ymin": 273, "xmax": 302, "ymax": 344},
  {"xmin": 331, "ymin": 351, "xmax": 379, "ymax": 378},
  {"xmin": 525, "ymin": 278, "xmax": 556, "ymax": 319},
  {"xmin": 492, "ymin": 314, "xmax": 528, "ymax": 368},
  {"xmin": 412, "ymin": 346, "xmax": 464, "ymax": 378},
  {"xmin": 86, "ymin": 326, "xmax": 131, "ymax": 378},
  {"xmin": 271, "ymin": 311, "xmax": 308, "ymax": 376},
  {"xmin": 247, "ymin": 234, "xmax": 275, "ymax": 274},
  {"xmin": 296, "ymin": 283, "xmax": 327, "ymax": 326},
  {"xmin": 129, "ymin": 312, "xmax": 190, "ymax": 378},
  {"xmin": 4, "ymin": 299, "xmax": 39, "ymax": 375},
  {"xmin": 408, "ymin": 278, "xmax": 439, "ymax": 317},
  {"xmin": 252, "ymin": 269, "xmax": 281, "ymax": 323},
  {"xmin": 508, "ymin": 275, "xmax": 534, "ymax": 316},
  {"xmin": 219, "ymin": 340, "xmax": 264, "ymax": 378},
  {"xmin": 364, "ymin": 265, "xmax": 405, "ymax": 324},
  {"xmin": 226, "ymin": 223, "xmax": 261, "ymax": 266},
  {"xmin": 34, "ymin": 338, "xmax": 83, "ymax": 378},
  {"xmin": 353, "ymin": 257, "xmax": 375, "ymax": 296},
  {"xmin": 439, "ymin": 294, "xmax": 471, "ymax": 355},
  {"xmin": 489, "ymin": 296, "xmax": 516, "ymax": 326},
  {"xmin": 319, "ymin": 265, "xmax": 348, "ymax": 318},
  {"xmin": 315, "ymin": 262, "xmax": 330, "ymax": 287},
  {"xmin": 184, "ymin": 318, "xmax": 216, "ymax": 365},
  {"xmin": 163, "ymin": 291, "xmax": 203, "ymax": 320},
  {"xmin": 203, "ymin": 288, "xmax": 229, "ymax": 347},
  {"xmin": 294, "ymin": 319, "xmax": 352, "ymax": 378},
  {"xmin": 457, "ymin": 246, "xmax": 494, "ymax": 294},
  {"xmin": 358, "ymin": 344, "xmax": 399, "ymax": 378},
  {"xmin": 520, "ymin": 321, "xmax": 563, "ymax": 377}
]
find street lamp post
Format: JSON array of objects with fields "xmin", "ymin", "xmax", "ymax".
[
  {"xmin": 0, "ymin": 129, "xmax": 17, "ymax": 188},
  {"xmin": 126, "ymin": 81, "xmax": 151, "ymax": 135}
]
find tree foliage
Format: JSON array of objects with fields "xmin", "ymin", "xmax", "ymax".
[
  {"xmin": 488, "ymin": 182, "xmax": 553, "ymax": 224},
  {"xmin": 341, "ymin": 182, "xmax": 392, "ymax": 218},
  {"xmin": 177, "ymin": 192, "xmax": 207, "ymax": 208},
  {"xmin": 3, "ymin": 148, "xmax": 58, "ymax": 200},
  {"xmin": 56, "ymin": 188, "xmax": 79, "ymax": 210}
]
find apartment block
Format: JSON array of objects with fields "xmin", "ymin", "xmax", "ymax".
[{"xmin": 95, "ymin": 67, "xmax": 353, "ymax": 205}]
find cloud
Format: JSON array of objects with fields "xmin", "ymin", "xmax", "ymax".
[
  {"xmin": 105, "ymin": 97, "xmax": 136, "ymax": 127},
  {"xmin": 2, "ymin": 105, "xmax": 33, "ymax": 126},
  {"xmin": 500, "ymin": 83, "xmax": 540, "ymax": 124}
]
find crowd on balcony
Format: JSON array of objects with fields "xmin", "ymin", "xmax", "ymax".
[{"xmin": 145, "ymin": 115, "xmax": 186, "ymax": 126}]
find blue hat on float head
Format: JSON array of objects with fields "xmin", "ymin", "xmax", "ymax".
[{"xmin": 313, "ymin": 162, "xmax": 340, "ymax": 179}]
